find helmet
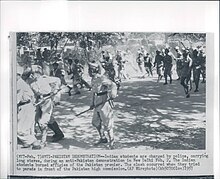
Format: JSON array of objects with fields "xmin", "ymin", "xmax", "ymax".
[{"xmin": 88, "ymin": 62, "xmax": 99, "ymax": 69}]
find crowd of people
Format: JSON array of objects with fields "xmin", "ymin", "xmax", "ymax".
[{"xmin": 16, "ymin": 42, "xmax": 206, "ymax": 150}]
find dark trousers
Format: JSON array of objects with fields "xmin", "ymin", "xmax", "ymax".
[{"xmin": 180, "ymin": 73, "xmax": 192, "ymax": 94}]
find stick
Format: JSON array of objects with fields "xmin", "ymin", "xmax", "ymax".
[
  {"xmin": 75, "ymin": 99, "xmax": 113, "ymax": 117},
  {"xmin": 75, "ymin": 108, "xmax": 91, "ymax": 116},
  {"xmin": 34, "ymin": 88, "xmax": 62, "ymax": 107}
]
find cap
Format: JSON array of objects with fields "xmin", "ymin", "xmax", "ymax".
[
  {"xmin": 88, "ymin": 62, "xmax": 99, "ymax": 69},
  {"xmin": 17, "ymin": 66, "xmax": 24, "ymax": 75},
  {"xmin": 32, "ymin": 65, "xmax": 43, "ymax": 74}
]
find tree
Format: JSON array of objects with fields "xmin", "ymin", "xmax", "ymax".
[{"xmin": 167, "ymin": 33, "xmax": 206, "ymax": 48}]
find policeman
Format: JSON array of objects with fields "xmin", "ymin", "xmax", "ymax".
[
  {"xmin": 180, "ymin": 51, "xmax": 193, "ymax": 98},
  {"xmin": 136, "ymin": 47, "xmax": 145, "ymax": 76},
  {"xmin": 42, "ymin": 48, "xmax": 49, "ymax": 62},
  {"xmin": 36, "ymin": 48, "xmax": 42, "ymax": 60},
  {"xmin": 88, "ymin": 60, "xmax": 101, "ymax": 77},
  {"xmin": 198, "ymin": 49, "xmax": 206, "ymax": 83},
  {"xmin": 116, "ymin": 50, "xmax": 129, "ymax": 80},
  {"xmin": 163, "ymin": 48, "xmax": 173, "ymax": 85},
  {"xmin": 100, "ymin": 50, "xmax": 120, "ymax": 90},
  {"xmin": 174, "ymin": 46, "xmax": 183, "ymax": 80},
  {"xmin": 154, "ymin": 50, "xmax": 164, "ymax": 82},
  {"xmin": 89, "ymin": 62, "xmax": 117, "ymax": 149},
  {"xmin": 30, "ymin": 65, "xmax": 64, "ymax": 146},
  {"xmin": 17, "ymin": 65, "xmax": 41, "ymax": 149},
  {"xmin": 192, "ymin": 49, "xmax": 202, "ymax": 92},
  {"xmin": 144, "ymin": 53, "xmax": 153, "ymax": 77}
]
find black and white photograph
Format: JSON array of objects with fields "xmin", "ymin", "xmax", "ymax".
[
  {"xmin": 16, "ymin": 32, "xmax": 206, "ymax": 151},
  {"xmin": 1, "ymin": 1, "xmax": 218, "ymax": 178}
]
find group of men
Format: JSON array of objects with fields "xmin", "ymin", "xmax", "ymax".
[
  {"xmin": 16, "ymin": 42, "xmax": 206, "ymax": 150},
  {"xmin": 17, "ymin": 47, "xmax": 119, "ymax": 150},
  {"xmin": 138, "ymin": 45, "xmax": 206, "ymax": 98}
]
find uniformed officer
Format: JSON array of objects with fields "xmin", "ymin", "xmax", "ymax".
[
  {"xmin": 174, "ymin": 46, "xmax": 183, "ymax": 80},
  {"xmin": 88, "ymin": 60, "xmax": 101, "ymax": 77},
  {"xmin": 17, "ymin": 65, "xmax": 41, "ymax": 149},
  {"xmin": 192, "ymin": 49, "xmax": 202, "ymax": 92},
  {"xmin": 36, "ymin": 48, "xmax": 42, "ymax": 60},
  {"xmin": 30, "ymin": 65, "xmax": 64, "ymax": 146},
  {"xmin": 198, "ymin": 49, "xmax": 206, "ymax": 83},
  {"xmin": 163, "ymin": 48, "xmax": 173, "ymax": 85},
  {"xmin": 180, "ymin": 51, "xmax": 193, "ymax": 98},
  {"xmin": 100, "ymin": 50, "xmax": 120, "ymax": 90},
  {"xmin": 136, "ymin": 47, "xmax": 145, "ymax": 76},
  {"xmin": 42, "ymin": 48, "xmax": 50, "ymax": 62},
  {"xmin": 89, "ymin": 62, "xmax": 117, "ymax": 149},
  {"xmin": 154, "ymin": 50, "xmax": 164, "ymax": 82},
  {"xmin": 116, "ymin": 50, "xmax": 129, "ymax": 80},
  {"xmin": 144, "ymin": 53, "xmax": 153, "ymax": 77},
  {"xmin": 100, "ymin": 50, "xmax": 115, "ymax": 78}
]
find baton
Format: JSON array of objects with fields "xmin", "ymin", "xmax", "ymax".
[
  {"xmin": 75, "ymin": 99, "xmax": 113, "ymax": 117},
  {"xmin": 34, "ymin": 88, "xmax": 62, "ymax": 107},
  {"xmin": 75, "ymin": 108, "xmax": 92, "ymax": 116}
]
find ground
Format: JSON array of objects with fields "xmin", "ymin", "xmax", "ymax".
[
  {"xmin": 33, "ymin": 69, "xmax": 206, "ymax": 151},
  {"xmin": 17, "ymin": 66, "xmax": 206, "ymax": 150}
]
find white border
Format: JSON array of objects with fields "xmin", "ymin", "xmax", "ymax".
[{"xmin": 1, "ymin": 1, "xmax": 219, "ymax": 178}]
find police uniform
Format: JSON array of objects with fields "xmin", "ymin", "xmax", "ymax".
[
  {"xmin": 180, "ymin": 53, "xmax": 192, "ymax": 98},
  {"xmin": 154, "ymin": 51, "xmax": 164, "ymax": 82},
  {"xmin": 42, "ymin": 48, "xmax": 49, "ymax": 62},
  {"xmin": 192, "ymin": 49, "xmax": 201, "ymax": 92},
  {"xmin": 116, "ymin": 51, "xmax": 129, "ymax": 80},
  {"xmin": 90, "ymin": 63, "xmax": 117, "ymax": 149},
  {"xmin": 30, "ymin": 65, "xmax": 64, "ymax": 145},
  {"xmin": 136, "ymin": 48, "xmax": 145, "ymax": 74},
  {"xmin": 144, "ymin": 54, "xmax": 153, "ymax": 77},
  {"xmin": 175, "ymin": 47, "xmax": 183, "ymax": 80},
  {"xmin": 163, "ymin": 49, "xmax": 173, "ymax": 84},
  {"xmin": 17, "ymin": 66, "xmax": 41, "ymax": 149},
  {"xmin": 198, "ymin": 50, "xmax": 206, "ymax": 83},
  {"xmin": 101, "ymin": 52, "xmax": 116, "ymax": 80}
]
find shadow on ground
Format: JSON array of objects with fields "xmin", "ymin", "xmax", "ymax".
[{"xmin": 44, "ymin": 76, "xmax": 206, "ymax": 150}]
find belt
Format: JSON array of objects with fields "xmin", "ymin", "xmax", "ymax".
[
  {"xmin": 18, "ymin": 100, "xmax": 31, "ymax": 107},
  {"xmin": 95, "ymin": 91, "xmax": 107, "ymax": 96},
  {"xmin": 42, "ymin": 93, "xmax": 51, "ymax": 97}
]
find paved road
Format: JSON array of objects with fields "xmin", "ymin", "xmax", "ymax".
[{"xmin": 36, "ymin": 74, "xmax": 206, "ymax": 150}]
